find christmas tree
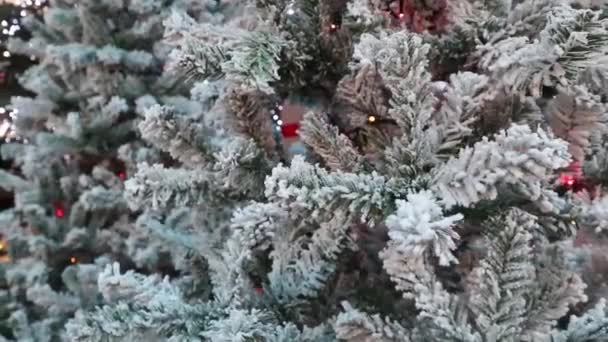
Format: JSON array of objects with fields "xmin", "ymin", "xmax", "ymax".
[
  {"xmin": 0, "ymin": 0, "xmax": 237, "ymax": 339},
  {"xmin": 4, "ymin": 0, "xmax": 608, "ymax": 340}
]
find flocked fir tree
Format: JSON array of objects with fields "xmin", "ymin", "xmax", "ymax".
[
  {"xmin": 0, "ymin": 0, "xmax": 242, "ymax": 340},
  {"xmin": 1, "ymin": 0, "xmax": 608, "ymax": 340}
]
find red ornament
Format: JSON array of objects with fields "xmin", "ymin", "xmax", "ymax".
[
  {"xmin": 118, "ymin": 172, "xmax": 126, "ymax": 180},
  {"xmin": 281, "ymin": 123, "xmax": 299, "ymax": 138},
  {"xmin": 53, "ymin": 202, "xmax": 65, "ymax": 218}
]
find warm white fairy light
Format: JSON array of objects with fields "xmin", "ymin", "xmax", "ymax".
[
  {"xmin": 271, "ymin": 103, "xmax": 285, "ymax": 132},
  {"xmin": 0, "ymin": 120, "xmax": 11, "ymax": 137},
  {"xmin": 3, "ymin": 51, "xmax": 10, "ymax": 57},
  {"xmin": 286, "ymin": 0, "xmax": 295, "ymax": 16}
]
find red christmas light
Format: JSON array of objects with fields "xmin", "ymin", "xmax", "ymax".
[
  {"xmin": 53, "ymin": 202, "xmax": 65, "ymax": 218},
  {"xmin": 118, "ymin": 172, "xmax": 126, "ymax": 180},
  {"xmin": 559, "ymin": 160, "xmax": 583, "ymax": 190},
  {"xmin": 560, "ymin": 173, "xmax": 576, "ymax": 188}
]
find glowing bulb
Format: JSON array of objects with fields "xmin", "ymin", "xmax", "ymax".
[
  {"xmin": 277, "ymin": 120, "xmax": 283, "ymax": 126},
  {"xmin": 272, "ymin": 114, "xmax": 279, "ymax": 120},
  {"xmin": 0, "ymin": 242, "xmax": 5, "ymax": 250},
  {"xmin": 278, "ymin": 105, "xmax": 283, "ymax": 111},
  {"xmin": 1, "ymin": 21, "xmax": 7, "ymax": 27},
  {"xmin": 399, "ymin": 12, "xmax": 405, "ymax": 19},
  {"xmin": 330, "ymin": 24, "xmax": 337, "ymax": 30},
  {"xmin": 0, "ymin": 108, "xmax": 6, "ymax": 114},
  {"xmin": 2, "ymin": 29, "xmax": 8, "ymax": 35},
  {"xmin": 367, "ymin": 115, "xmax": 377, "ymax": 123},
  {"xmin": 3, "ymin": 51, "xmax": 10, "ymax": 57},
  {"xmin": 69, "ymin": 256, "xmax": 76, "ymax": 264},
  {"xmin": 20, "ymin": 10, "xmax": 27, "ymax": 17}
]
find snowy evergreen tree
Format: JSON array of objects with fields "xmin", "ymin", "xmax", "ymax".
[
  {"xmin": 3, "ymin": 0, "xmax": 608, "ymax": 340},
  {"xmin": 0, "ymin": 0, "xmax": 242, "ymax": 340}
]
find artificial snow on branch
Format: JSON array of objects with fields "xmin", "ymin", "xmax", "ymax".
[{"xmin": 432, "ymin": 124, "xmax": 571, "ymax": 208}]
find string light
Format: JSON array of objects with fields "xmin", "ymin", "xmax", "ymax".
[
  {"xmin": 0, "ymin": 0, "xmax": 49, "ymax": 60},
  {"xmin": 367, "ymin": 115, "xmax": 377, "ymax": 123},
  {"xmin": 0, "ymin": 237, "xmax": 9, "ymax": 263},
  {"xmin": 560, "ymin": 173, "xmax": 576, "ymax": 187},
  {"xmin": 54, "ymin": 202, "xmax": 65, "ymax": 218},
  {"xmin": 69, "ymin": 256, "xmax": 77, "ymax": 264},
  {"xmin": 286, "ymin": 0, "xmax": 295, "ymax": 16}
]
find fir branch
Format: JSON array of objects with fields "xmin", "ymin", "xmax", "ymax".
[
  {"xmin": 551, "ymin": 299, "xmax": 608, "ymax": 341},
  {"xmin": 334, "ymin": 302, "xmax": 411, "ymax": 342},
  {"xmin": 546, "ymin": 86, "xmax": 608, "ymax": 161},
  {"xmin": 353, "ymin": 31, "xmax": 436, "ymax": 135},
  {"xmin": 299, "ymin": 111, "xmax": 365, "ymax": 172},
  {"xmin": 384, "ymin": 190, "xmax": 463, "ymax": 267},
  {"xmin": 432, "ymin": 124, "xmax": 571, "ymax": 209},
  {"xmin": 265, "ymin": 156, "xmax": 407, "ymax": 224},
  {"xmin": 139, "ymin": 104, "xmax": 214, "ymax": 167},
  {"xmin": 124, "ymin": 163, "xmax": 212, "ymax": 212},
  {"xmin": 224, "ymin": 88, "xmax": 278, "ymax": 160},
  {"xmin": 268, "ymin": 212, "xmax": 350, "ymax": 303},
  {"xmin": 467, "ymin": 209, "xmax": 536, "ymax": 341}
]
